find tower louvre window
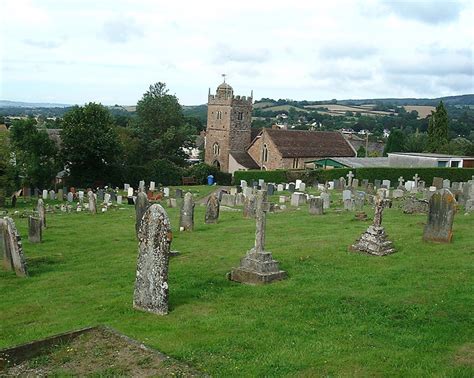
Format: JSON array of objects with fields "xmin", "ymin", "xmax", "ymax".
[
  {"xmin": 238, "ymin": 112, "xmax": 243, "ymax": 120},
  {"xmin": 217, "ymin": 111, "xmax": 222, "ymax": 120},
  {"xmin": 292, "ymin": 158, "xmax": 299, "ymax": 169}
]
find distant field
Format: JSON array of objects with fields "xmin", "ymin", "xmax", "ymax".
[
  {"xmin": 263, "ymin": 105, "xmax": 309, "ymax": 113},
  {"xmin": 403, "ymin": 105, "xmax": 435, "ymax": 118},
  {"xmin": 305, "ymin": 104, "xmax": 393, "ymax": 117},
  {"xmin": 253, "ymin": 101, "xmax": 276, "ymax": 109}
]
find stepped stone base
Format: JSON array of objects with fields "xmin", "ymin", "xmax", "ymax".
[
  {"xmin": 229, "ymin": 250, "xmax": 287, "ymax": 284},
  {"xmin": 349, "ymin": 226, "xmax": 396, "ymax": 256}
]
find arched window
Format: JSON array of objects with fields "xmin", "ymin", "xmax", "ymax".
[
  {"xmin": 213, "ymin": 142, "xmax": 220, "ymax": 156},
  {"xmin": 262, "ymin": 144, "xmax": 269, "ymax": 163}
]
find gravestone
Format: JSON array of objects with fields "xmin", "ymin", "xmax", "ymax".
[
  {"xmin": 343, "ymin": 189, "xmax": 353, "ymax": 211},
  {"xmin": 403, "ymin": 196, "xmax": 429, "ymax": 214},
  {"xmin": 1, "ymin": 218, "xmax": 11, "ymax": 270},
  {"xmin": 168, "ymin": 198, "xmax": 177, "ymax": 208},
  {"xmin": 277, "ymin": 184, "xmax": 284, "ymax": 192},
  {"xmin": 374, "ymin": 179, "xmax": 381, "ymax": 188},
  {"xmin": 42, "ymin": 190, "xmax": 48, "ymax": 200},
  {"xmin": 423, "ymin": 189, "xmax": 456, "ymax": 243},
  {"xmin": 117, "ymin": 195, "xmax": 123, "ymax": 205},
  {"xmin": 354, "ymin": 191, "xmax": 365, "ymax": 211},
  {"xmin": 267, "ymin": 184, "xmax": 275, "ymax": 196},
  {"xmin": 346, "ymin": 171, "xmax": 354, "ymax": 187},
  {"xmin": 288, "ymin": 183, "xmax": 296, "ymax": 193},
  {"xmin": 352, "ymin": 178, "xmax": 359, "ymax": 188},
  {"xmin": 28, "ymin": 216, "xmax": 42, "ymax": 243},
  {"xmin": 291, "ymin": 192, "xmax": 306, "ymax": 206},
  {"xmin": 462, "ymin": 180, "xmax": 474, "ymax": 211},
  {"xmin": 149, "ymin": 181, "xmax": 156, "ymax": 191},
  {"xmin": 37, "ymin": 199, "xmax": 46, "ymax": 229},
  {"xmin": 97, "ymin": 189, "xmax": 104, "ymax": 202},
  {"xmin": 135, "ymin": 192, "xmax": 150, "ymax": 236},
  {"xmin": 221, "ymin": 193, "xmax": 236, "ymax": 207},
  {"xmin": 179, "ymin": 192, "xmax": 194, "ymax": 231},
  {"xmin": 243, "ymin": 187, "xmax": 253, "ymax": 198},
  {"xmin": 295, "ymin": 179, "xmax": 302, "ymax": 190},
  {"xmin": 258, "ymin": 179, "xmax": 265, "ymax": 187},
  {"xmin": 78, "ymin": 191, "xmax": 84, "ymax": 201},
  {"xmin": 299, "ymin": 183, "xmax": 306, "ymax": 192},
  {"xmin": 339, "ymin": 177, "xmax": 346, "ymax": 189},
  {"xmin": 243, "ymin": 194, "xmax": 257, "ymax": 218},
  {"xmin": 398, "ymin": 176, "xmax": 404, "ymax": 189},
  {"xmin": 382, "ymin": 179, "xmax": 391, "ymax": 189},
  {"xmin": 88, "ymin": 191, "xmax": 97, "ymax": 214},
  {"xmin": 57, "ymin": 189, "xmax": 64, "ymax": 201},
  {"xmin": 124, "ymin": 183, "xmax": 130, "ymax": 191},
  {"xmin": 240, "ymin": 180, "xmax": 247, "ymax": 188},
  {"xmin": 139, "ymin": 180, "xmax": 145, "ymax": 192},
  {"xmin": 443, "ymin": 179, "xmax": 451, "ymax": 189},
  {"xmin": 127, "ymin": 187, "xmax": 134, "ymax": 197},
  {"xmin": 361, "ymin": 179, "xmax": 369, "ymax": 190},
  {"xmin": 49, "ymin": 190, "xmax": 56, "ymax": 200},
  {"xmin": 3, "ymin": 217, "xmax": 28, "ymax": 276},
  {"xmin": 230, "ymin": 187, "xmax": 238, "ymax": 196},
  {"xmin": 67, "ymin": 192, "xmax": 73, "ymax": 202},
  {"xmin": 432, "ymin": 177, "xmax": 443, "ymax": 189},
  {"xmin": 349, "ymin": 196, "xmax": 395, "ymax": 256},
  {"xmin": 133, "ymin": 204, "xmax": 172, "ymax": 315},
  {"xmin": 413, "ymin": 173, "xmax": 420, "ymax": 188},
  {"xmin": 279, "ymin": 196, "xmax": 286, "ymax": 204},
  {"xmin": 405, "ymin": 181, "xmax": 414, "ymax": 192},
  {"xmin": 163, "ymin": 187, "xmax": 170, "ymax": 197},
  {"xmin": 175, "ymin": 188, "xmax": 183, "ymax": 198},
  {"xmin": 235, "ymin": 193, "xmax": 245, "ymax": 206},
  {"xmin": 321, "ymin": 192, "xmax": 330, "ymax": 209},
  {"xmin": 308, "ymin": 197, "xmax": 324, "ymax": 215},
  {"xmin": 205, "ymin": 193, "xmax": 220, "ymax": 224},
  {"xmin": 229, "ymin": 190, "xmax": 287, "ymax": 284},
  {"xmin": 392, "ymin": 189, "xmax": 404, "ymax": 199},
  {"xmin": 104, "ymin": 193, "xmax": 111, "ymax": 204},
  {"xmin": 366, "ymin": 183, "xmax": 375, "ymax": 195}
]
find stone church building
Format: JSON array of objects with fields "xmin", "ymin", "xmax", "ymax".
[{"xmin": 204, "ymin": 81, "xmax": 356, "ymax": 174}]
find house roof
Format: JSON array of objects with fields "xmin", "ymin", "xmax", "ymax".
[
  {"xmin": 230, "ymin": 151, "xmax": 260, "ymax": 169},
  {"xmin": 310, "ymin": 157, "xmax": 389, "ymax": 168},
  {"xmin": 264, "ymin": 129, "xmax": 356, "ymax": 158},
  {"xmin": 388, "ymin": 152, "xmax": 474, "ymax": 159}
]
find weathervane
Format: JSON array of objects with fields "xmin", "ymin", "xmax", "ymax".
[{"xmin": 221, "ymin": 73, "xmax": 227, "ymax": 83}]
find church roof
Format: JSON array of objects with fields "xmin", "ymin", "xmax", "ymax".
[
  {"xmin": 217, "ymin": 82, "xmax": 233, "ymax": 91},
  {"xmin": 230, "ymin": 151, "xmax": 260, "ymax": 170},
  {"xmin": 264, "ymin": 129, "xmax": 356, "ymax": 158}
]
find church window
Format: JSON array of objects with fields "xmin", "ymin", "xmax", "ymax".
[
  {"xmin": 213, "ymin": 142, "xmax": 220, "ymax": 156},
  {"xmin": 217, "ymin": 111, "xmax": 222, "ymax": 120},
  {"xmin": 292, "ymin": 158, "xmax": 299, "ymax": 169},
  {"xmin": 238, "ymin": 112, "xmax": 243, "ymax": 120},
  {"xmin": 262, "ymin": 144, "xmax": 269, "ymax": 163}
]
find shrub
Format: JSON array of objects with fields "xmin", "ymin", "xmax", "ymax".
[{"xmin": 233, "ymin": 170, "xmax": 287, "ymax": 184}]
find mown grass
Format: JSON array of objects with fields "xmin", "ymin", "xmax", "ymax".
[{"xmin": 1, "ymin": 188, "xmax": 473, "ymax": 376}]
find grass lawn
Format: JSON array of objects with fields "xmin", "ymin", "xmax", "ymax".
[{"xmin": 1, "ymin": 188, "xmax": 473, "ymax": 376}]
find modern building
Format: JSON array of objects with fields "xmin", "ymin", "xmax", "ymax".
[{"xmin": 387, "ymin": 152, "xmax": 474, "ymax": 168}]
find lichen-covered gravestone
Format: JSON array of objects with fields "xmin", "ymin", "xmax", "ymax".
[
  {"xmin": 205, "ymin": 193, "xmax": 220, "ymax": 224},
  {"xmin": 349, "ymin": 196, "xmax": 395, "ymax": 256},
  {"xmin": 135, "ymin": 192, "xmax": 150, "ymax": 236},
  {"xmin": 1, "ymin": 218, "xmax": 11, "ymax": 270},
  {"xmin": 3, "ymin": 217, "xmax": 28, "ymax": 276},
  {"xmin": 88, "ymin": 191, "xmax": 97, "ymax": 214},
  {"xmin": 179, "ymin": 192, "xmax": 194, "ymax": 231},
  {"xmin": 308, "ymin": 197, "xmax": 324, "ymax": 215},
  {"xmin": 28, "ymin": 216, "xmax": 42, "ymax": 243},
  {"xmin": 37, "ymin": 198, "xmax": 46, "ymax": 229},
  {"xmin": 423, "ymin": 188, "xmax": 456, "ymax": 243},
  {"xmin": 230, "ymin": 190, "xmax": 287, "ymax": 284},
  {"xmin": 243, "ymin": 194, "xmax": 257, "ymax": 219},
  {"xmin": 133, "ymin": 204, "xmax": 172, "ymax": 315}
]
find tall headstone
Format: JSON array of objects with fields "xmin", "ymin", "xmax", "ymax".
[
  {"xmin": 88, "ymin": 191, "xmax": 97, "ymax": 214},
  {"xmin": 229, "ymin": 191, "xmax": 287, "ymax": 284},
  {"xmin": 1, "ymin": 218, "xmax": 11, "ymax": 271},
  {"xmin": 374, "ymin": 179, "xmax": 381, "ymax": 189},
  {"xmin": 97, "ymin": 189, "xmax": 104, "ymax": 202},
  {"xmin": 135, "ymin": 192, "xmax": 150, "ymax": 236},
  {"xmin": 343, "ymin": 190, "xmax": 353, "ymax": 211},
  {"xmin": 243, "ymin": 194, "xmax": 257, "ymax": 219},
  {"xmin": 179, "ymin": 192, "xmax": 195, "ymax": 231},
  {"xmin": 49, "ymin": 190, "xmax": 56, "ymax": 200},
  {"xmin": 432, "ymin": 177, "xmax": 443, "ymax": 190},
  {"xmin": 163, "ymin": 187, "xmax": 170, "ymax": 197},
  {"xmin": 3, "ymin": 217, "xmax": 28, "ymax": 276},
  {"xmin": 423, "ymin": 189, "xmax": 456, "ymax": 243},
  {"xmin": 28, "ymin": 216, "xmax": 42, "ymax": 243},
  {"xmin": 139, "ymin": 180, "xmax": 145, "ymax": 192},
  {"xmin": 57, "ymin": 189, "xmax": 64, "ymax": 201},
  {"xmin": 320, "ymin": 192, "xmax": 330, "ymax": 209},
  {"xmin": 175, "ymin": 188, "xmax": 183, "ymax": 198},
  {"xmin": 117, "ymin": 195, "xmax": 123, "ymax": 205},
  {"xmin": 42, "ymin": 190, "xmax": 48, "ymax": 200},
  {"xmin": 67, "ymin": 192, "xmax": 73, "ymax": 203},
  {"xmin": 133, "ymin": 204, "xmax": 172, "ymax": 315},
  {"xmin": 35, "ymin": 199, "xmax": 46, "ymax": 231},
  {"xmin": 149, "ymin": 181, "xmax": 156, "ymax": 191},
  {"xmin": 205, "ymin": 193, "xmax": 220, "ymax": 224},
  {"xmin": 308, "ymin": 197, "xmax": 324, "ymax": 215}
]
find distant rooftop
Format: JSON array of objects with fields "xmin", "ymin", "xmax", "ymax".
[
  {"xmin": 310, "ymin": 157, "xmax": 389, "ymax": 168},
  {"xmin": 388, "ymin": 152, "xmax": 474, "ymax": 159}
]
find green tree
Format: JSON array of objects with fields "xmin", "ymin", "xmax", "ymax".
[
  {"xmin": 134, "ymin": 82, "xmax": 195, "ymax": 166},
  {"xmin": 427, "ymin": 101, "xmax": 449, "ymax": 152},
  {"xmin": 357, "ymin": 145, "xmax": 366, "ymax": 157},
  {"xmin": 9, "ymin": 118, "xmax": 59, "ymax": 188},
  {"xmin": 383, "ymin": 129, "xmax": 406, "ymax": 156},
  {"xmin": 0, "ymin": 131, "xmax": 16, "ymax": 204},
  {"xmin": 404, "ymin": 131, "xmax": 428, "ymax": 153},
  {"xmin": 62, "ymin": 103, "xmax": 121, "ymax": 186}
]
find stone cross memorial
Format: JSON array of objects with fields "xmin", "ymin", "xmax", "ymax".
[
  {"xmin": 205, "ymin": 193, "xmax": 220, "ymax": 224},
  {"xmin": 133, "ymin": 204, "xmax": 172, "ymax": 315},
  {"xmin": 423, "ymin": 188, "xmax": 455, "ymax": 243},
  {"xmin": 349, "ymin": 196, "xmax": 395, "ymax": 256},
  {"xmin": 230, "ymin": 190, "xmax": 287, "ymax": 284},
  {"xmin": 179, "ymin": 192, "xmax": 195, "ymax": 231}
]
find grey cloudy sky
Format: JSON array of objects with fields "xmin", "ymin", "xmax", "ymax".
[{"xmin": 1, "ymin": 0, "xmax": 473, "ymax": 105}]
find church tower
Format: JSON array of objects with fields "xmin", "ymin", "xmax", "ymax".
[{"xmin": 204, "ymin": 80, "xmax": 253, "ymax": 172}]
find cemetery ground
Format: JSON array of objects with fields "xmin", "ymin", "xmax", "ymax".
[{"xmin": 1, "ymin": 186, "xmax": 473, "ymax": 376}]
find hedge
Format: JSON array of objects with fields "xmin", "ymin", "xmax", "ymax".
[{"xmin": 233, "ymin": 168, "xmax": 474, "ymax": 185}]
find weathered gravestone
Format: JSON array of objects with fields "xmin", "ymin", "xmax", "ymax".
[
  {"xmin": 117, "ymin": 195, "xmax": 123, "ymax": 205},
  {"xmin": 299, "ymin": 183, "xmax": 306, "ymax": 192},
  {"xmin": 139, "ymin": 180, "xmax": 145, "ymax": 193},
  {"xmin": 221, "ymin": 193, "xmax": 236, "ymax": 207},
  {"xmin": 57, "ymin": 189, "xmax": 63, "ymax": 202},
  {"xmin": 267, "ymin": 184, "xmax": 275, "ymax": 196},
  {"xmin": 49, "ymin": 190, "xmax": 56, "ymax": 200},
  {"xmin": 88, "ymin": 191, "xmax": 97, "ymax": 214},
  {"xmin": 277, "ymin": 184, "xmax": 284, "ymax": 192},
  {"xmin": 443, "ymin": 179, "xmax": 450, "ymax": 189},
  {"xmin": 291, "ymin": 192, "xmax": 306, "ymax": 206},
  {"xmin": 168, "ymin": 198, "xmax": 177, "ymax": 208},
  {"xmin": 149, "ymin": 181, "xmax": 156, "ymax": 191},
  {"xmin": 403, "ymin": 196, "xmax": 429, "ymax": 214},
  {"xmin": 135, "ymin": 192, "xmax": 150, "ymax": 236},
  {"xmin": 175, "ymin": 188, "xmax": 183, "ymax": 198},
  {"xmin": 28, "ymin": 216, "xmax": 42, "ymax": 243},
  {"xmin": 343, "ymin": 190, "xmax": 353, "ymax": 211},
  {"xmin": 321, "ymin": 192, "xmax": 330, "ymax": 210},
  {"xmin": 179, "ymin": 192, "xmax": 194, "ymax": 231},
  {"xmin": 235, "ymin": 193, "xmax": 245, "ymax": 206},
  {"xmin": 432, "ymin": 177, "xmax": 443, "ymax": 190},
  {"xmin": 352, "ymin": 178, "xmax": 359, "ymax": 188},
  {"xmin": 349, "ymin": 196, "xmax": 395, "ymax": 256},
  {"xmin": 67, "ymin": 192, "xmax": 73, "ymax": 203},
  {"xmin": 392, "ymin": 189, "xmax": 404, "ymax": 199},
  {"xmin": 243, "ymin": 194, "xmax": 257, "ymax": 219},
  {"xmin": 37, "ymin": 198, "xmax": 46, "ymax": 229},
  {"xmin": 374, "ymin": 179, "xmax": 381, "ymax": 189},
  {"xmin": 133, "ymin": 204, "xmax": 172, "ymax": 315},
  {"xmin": 354, "ymin": 191, "xmax": 366, "ymax": 211},
  {"xmin": 423, "ymin": 189, "xmax": 456, "ymax": 243},
  {"xmin": 229, "ymin": 190, "xmax": 287, "ymax": 284},
  {"xmin": 382, "ymin": 180, "xmax": 391, "ymax": 189},
  {"xmin": 288, "ymin": 183, "xmax": 296, "ymax": 193},
  {"xmin": 308, "ymin": 197, "xmax": 324, "ymax": 215},
  {"xmin": 97, "ymin": 189, "xmax": 104, "ymax": 202},
  {"xmin": 205, "ymin": 193, "xmax": 220, "ymax": 224},
  {"xmin": 42, "ymin": 190, "xmax": 48, "ymax": 200},
  {"xmin": 1, "ymin": 218, "xmax": 10, "ymax": 270},
  {"xmin": 3, "ymin": 217, "xmax": 28, "ymax": 276}
]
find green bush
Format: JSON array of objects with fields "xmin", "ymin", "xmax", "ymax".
[{"xmin": 185, "ymin": 163, "xmax": 231, "ymax": 185}]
